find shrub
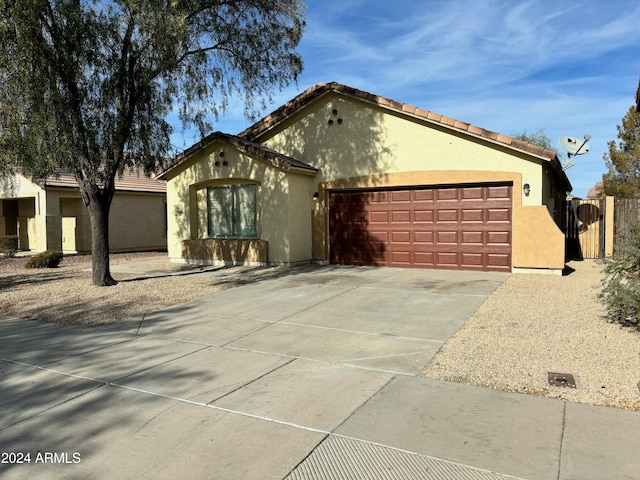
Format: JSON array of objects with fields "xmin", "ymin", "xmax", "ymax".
[
  {"xmin": 25, "ymin": 250, "xmax": 64, "ymax": 269},
  {"xmin": 0, "ymin": 235, "xmax": 19, "ymax": 257},
  {"xmin": 600, "ymin": 220, "xmax": 640, "ymax": 328}
]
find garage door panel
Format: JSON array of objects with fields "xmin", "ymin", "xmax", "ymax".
[
  {"xmin": 487, "ymin": 208, "xmax": 511, "ymax": 222},
  {"xmin": 413, "ymin": 190, "xmax": 435, "ymax": 202},
  {"xmin": 370, "ymin": 231, "xmax": 389, "ymax": 243},
  {"xmin": 461, "ymin": 253, "xmax": 484, "ymax": 267},
  {"xmin": 413, "ymin": 253, "xmax": 435, "ymax": 266},
  {"xmin": 487, "ymin": 231, "xmax": 510, "ymax": 244},
  {"xmin": 390, "ymin": 190, "xmax": 411, "ymax": 202},
  {"xmin": 487, "ymin": 254, "xmax": 510, "ymax": 267},
  {"xmin": 391, "ymin": 210, "xmax": 411, "ymax": 223},
  {"xmin": 436, "ymin": 231, "xmax": 458, "ymax": 244},
  {"xmin": 461, "ymin": 209, "xmax": 484, "ymax": 222},
  {"xmin": 329, "ymin": 184, "xmax": 512, "ymax": 272},
  {"xmin": 414, "ymin": 231, "xmax": 434, "ymax": 244},
  {"xmin": 487, "ymin": 186, "xmax": 511, "ymax": 199},
  {"xmin": 461, "ymin": 187, "xmax": 484, "ymax": 200},
  {"xmin": 436, "ymin": 209, "xmax": 458, "ymax": 222},
  {"xmin": 461, "ymin": 231, "xmax": 484, "ymax": 244},
  {"xmin": 389, "ymin": 250, "xmax": 411, "ymax": 265},
  {"xmin": 341, "ymin": 210, "xmax": 366, "ymax": 223},
  {"xmin": 368, "ymin": 191, "xmax": 388, "ymax": 203},
  {"xmin": 436, "ymin": 252, "xmax": 459, "ymax": 265},
  {"xmin": 391, "ymin": 231, "xmax": 411, "ymax": 243},
  {"xmin": 436, "ymin": 188, "xmax": 459, "ymax": 201},
  {"xmin": 350, "ymin": 231, "xmax": 368, "ymax": 244},
  {"xmin": 369, "ymin": 211, "xmax": 389, "ymax": 224},
  {"xmin": 413, "ymin": 210, "xmax": 434, "ymax": 223}
]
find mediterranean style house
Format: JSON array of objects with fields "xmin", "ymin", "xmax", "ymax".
[{"xmin": 160, "ymin": 82, "xmax": 571, "ymax": 273}]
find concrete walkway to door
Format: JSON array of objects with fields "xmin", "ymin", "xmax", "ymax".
[{"xmin": 1, "ymin": 265, "xmax": 639, "ymax": 479}]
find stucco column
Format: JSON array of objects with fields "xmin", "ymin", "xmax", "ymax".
[{"xmin": 604, "ymin": 196, "xmax": 615, "ymax": 257}]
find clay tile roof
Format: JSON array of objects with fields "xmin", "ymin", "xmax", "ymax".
[
  {"xmin": 240, "ymin": 82, "xmax": 559, "ymax": 162},
  {"xmin": 42, "ymin": 168, "xmax": 166, "ymax": 193},
  {"xmin": 160, "ymin": 132, "xmax": 318, "ymax": 178}
]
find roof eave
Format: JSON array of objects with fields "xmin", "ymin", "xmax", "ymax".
[{"xmin": 158, "ymin": 132, "xmax": 318, "ymax": 180}]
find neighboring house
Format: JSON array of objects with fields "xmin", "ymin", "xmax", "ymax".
[
  {"xmin": 586, "ymin": 185, "xmax": 602, "ymax": 199},
  {"xmin": 0, "ymin": 169, "xmax": 167, "ymax": 253},
  {"xmin": 160, "ymin": 82, "xmax": 572, "ymax": 273}
]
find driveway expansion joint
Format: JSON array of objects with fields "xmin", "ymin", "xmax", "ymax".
[
  {"xmin": 556, "ymin": 400, "xmax": 567, "ymax": 480},
  {"xmin": 205, "ymin": 357, "xmax": 297, "ymax": 405}
]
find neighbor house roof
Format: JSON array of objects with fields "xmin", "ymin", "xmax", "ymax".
[
  {"xmin": 159, "ymin": 132, "xmax": 319, "ymax": 179},
  {"xmin": 239, "ymin": 81, "xmax": 571, "ymax": 192},
  {"xmin": 40, "ymin": 168, "xmax": 166, "ymax": 193}
]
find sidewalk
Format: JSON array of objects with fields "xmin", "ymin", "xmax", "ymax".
[{"xmin": 1, "ymin": 264, "xmax": 639, "ymax": 479}]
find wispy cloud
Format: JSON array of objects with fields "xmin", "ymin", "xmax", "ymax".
[{"xmin": 175, "ymin": 0, "xmax": 640, "ymax": 196}]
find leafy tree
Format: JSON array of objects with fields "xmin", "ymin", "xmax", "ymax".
[
  {"xmin": 512, "ymin": 129, "xmax": 559, "ymax": 152},
  {"xmin": 0, "ymin": 0, "xmax": 305, "ymax": 285},
  {"xmin": 602, "ymin": 106, "xmax": 640, "ymax": 197}
]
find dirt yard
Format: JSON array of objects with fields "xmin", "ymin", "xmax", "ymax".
[
  {"xmin": 0, "ymin": 252, "xmax": 283, "ymax": 326},
  {"xmin": 421, "ymin": 260, "xmax": 640, "ymax": 412}
]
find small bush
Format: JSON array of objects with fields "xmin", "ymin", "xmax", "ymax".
[
  {"xmin": 600, "ymin": 220, "xmax": 640, "ymax": 328},
  {"xmin": 0, "ymin": 235, "xmax": 19, "ymax": 257},
  {"xmin": 25, "ymin": 250, "xmax": 64, "ymax": 269}
]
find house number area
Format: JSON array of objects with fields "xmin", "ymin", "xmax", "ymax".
[{"xmin": 1, "ymin": 451, "xmax": 81, "ymax": 464}]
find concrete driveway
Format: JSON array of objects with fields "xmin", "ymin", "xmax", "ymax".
[{"xmin": 1, "ymin": 265, "xmax": 639, "ymax": 479}]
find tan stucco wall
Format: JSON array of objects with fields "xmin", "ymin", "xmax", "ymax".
[
  {"xmin": 0, "ymin": 174, "xmax": 46, "ymax": 251},
  {"xmin": 1, "ymin": 172, "xmax": 165, "ymax": 253},
  {"xmin": 42, "ymin": 190, "xmax": 167, "ymax": 253},
  {"xmin": 164, "ymin": 141, "xmax": 315, "ymax": 264},
  {"xmin": 259, "ymin": 93, "xmax": 549, "ymax": 207},
  {"xmin": 512, "ymin": 206, "xmax": 565, "ymax": 269},
  {"xmin": 604, "ymin": 196, "xmax": 615, "ymax": 257},
  {"xmin": 288, "ymin": 176, "xmax": 315, "ymax": 263},
  {"xmin": 109, "ymin": 192, "xmax": 167, "ymax": 252}
]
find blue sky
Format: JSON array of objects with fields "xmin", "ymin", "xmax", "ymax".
[{"xmin": 172, "ymin": 0, "xmax": 640, "ymax": 198}]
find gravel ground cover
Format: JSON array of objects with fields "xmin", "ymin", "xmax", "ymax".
[
  {"xmin": 421, "ymin": 259, "xmax": 640, "ymax": 411},
  {"xmin": 0, "ymin": 252, "xmax": 283, "ymax": 327},
  {"xmin": 1, "ymin": 253, "xmax": 639, "ymax": 411}
]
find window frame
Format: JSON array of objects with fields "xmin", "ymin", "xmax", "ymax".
[{"xmin": 206, "ymin": 184, "xmax": 257, "ymax": 239}]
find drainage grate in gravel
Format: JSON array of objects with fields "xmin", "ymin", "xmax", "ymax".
[
  {"xmin": 286, "ymin": 435, "xmax": 525, "ymax": 480},
  {"xmin": 548, "ymin": 372, "xmax": 576, "ymax": 388}
]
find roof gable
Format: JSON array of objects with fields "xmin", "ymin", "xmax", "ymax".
[
  {"xmin": 241, "ymin": 82, "xmax": 559, "ymax": 162},
  {"xmin": 160, "ymin": 132, "xmax": 318, "ymax": 179}
]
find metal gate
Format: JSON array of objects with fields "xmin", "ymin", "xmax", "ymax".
[{"xmin": 564, "ymin": 198, "xmax": 605, "ymax": 259}]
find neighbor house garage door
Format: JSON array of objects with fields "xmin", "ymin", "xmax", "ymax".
[{"xmin": 329, "ymin": 184, "xmax": 512, "ymax": 272}]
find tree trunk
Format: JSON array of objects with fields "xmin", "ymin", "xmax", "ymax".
[{"xmin": 86, "ymin": 187, "xmax": 117, "ymax": 286}]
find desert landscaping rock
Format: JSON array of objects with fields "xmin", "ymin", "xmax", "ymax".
[
  {"xmin": 421, "ymin": 260, "xmax": 640, "ymax": 411},
  {"xmin": 0, "ymin": 252, "xmax": 283, "ymax": 327}
]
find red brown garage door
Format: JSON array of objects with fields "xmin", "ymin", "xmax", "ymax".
[{"xmin": 329, "ymin": 184, "xmax": 512, "ymax": 272}]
